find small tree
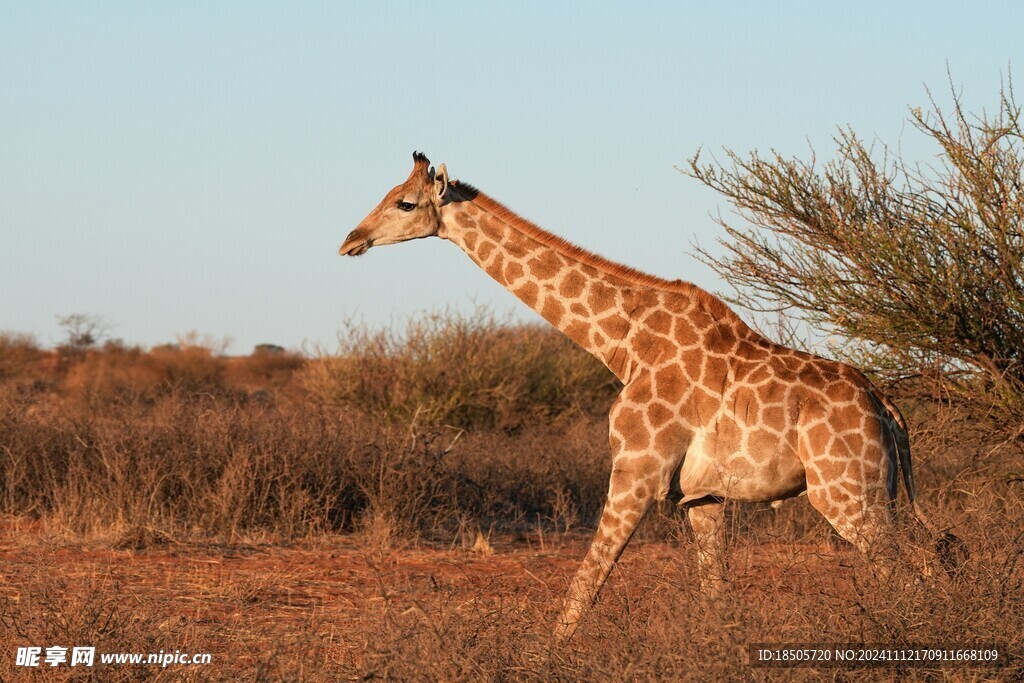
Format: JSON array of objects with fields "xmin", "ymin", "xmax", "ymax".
[
  {"xmin": 57, "ymin": 314, "xmax": 110, "ymax": 350},
  {"xmin": 686, "ymin": 79, "xmax": 1024, "ymax": 417}
]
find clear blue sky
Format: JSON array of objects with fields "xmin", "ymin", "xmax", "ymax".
[{"xmin": 1, "ymin": 2, "xmax": 1020, "ymax": 352}]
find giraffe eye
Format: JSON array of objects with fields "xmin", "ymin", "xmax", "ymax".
[{"xmin": 397, "ymin": 201, "xmax": 416, "ymax": 212}]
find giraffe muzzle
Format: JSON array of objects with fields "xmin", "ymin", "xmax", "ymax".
[{"xmin": 339, "ymin": 230, "xmax": 372, "ymax": 256}]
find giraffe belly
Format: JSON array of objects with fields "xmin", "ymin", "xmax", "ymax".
[{"xmin": 677, "ymin": 427, "xmax": 806, "ymax": 504}]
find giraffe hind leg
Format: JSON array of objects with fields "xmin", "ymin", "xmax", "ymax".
[
  {"xmin": 804, "ymin": 479, "xmax": 909, "ymax": 583},
  {"xmin": 686, "ymin": 500, "xmax": 727, "ymax": 595}
]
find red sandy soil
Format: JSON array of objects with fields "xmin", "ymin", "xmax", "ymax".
[{"xmin": 0, "ymin": 530, "xmax": 852, "ymax": 677}]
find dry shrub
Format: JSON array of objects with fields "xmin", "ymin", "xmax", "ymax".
[
  {"xmin": 301, "ymin": 309, "xmax": 618, "ymax": 431},
  {"xmin": 225, "ymin": 349, "xmax": 304, "ymax": 393},
  {"xmin": 0, "ymin": 315, "xmax": 1019, "ymax": 555},
  {"xmin": 446, "ymin": 421, "xmax": 609, "ymax": 529},
  {"xmin": 0, "ymin": 397, "xmax": 361, "ymax": 539},
  {"xmin": 61, "ymin": 342, "xmax": 165, "ymax": 404},
  {"xmin": 57, "ymin": 343, "xmax": 288, "ymax": 406},
  {"xmin": 1, "ymin": 316, "xmax": 1019, "ymax": 556},
  {"xmin": 55, "ymin": 341, "xmax": 227, "ymax": 405},
  {"xmin": 148, "ymin": 345, "xmax": 226, "ymax": 395},
  {"xmin": 688, "ymin": 78, "xmax": 1024, "ymax": 420},
  {"xmin": 0, "ymin": 388, "xmax": 610, "ymax": 542},
  {"xmin": 1, "ymin": 315, "xmax": 1023, "ymax": 679},
  {"xmin": 0, "ymin": 332, "xmax": 46, "ymax": 383},
  {"xmin": 0, "ymin": 559, "xmax": 171, "ymax": 682}
]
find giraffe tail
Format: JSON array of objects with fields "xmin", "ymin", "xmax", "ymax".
[{"xmin": 879, "ymin": 393, "xmax": 968, "ymax": 577}]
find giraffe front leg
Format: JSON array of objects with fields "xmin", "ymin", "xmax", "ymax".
[
  {"xmin": 687, "ymin": 501, "xmax": 728, "ymax": 595},
  {"xmin": 553, "ymin": 374, "xmax": 684, "ymax": 643},
  {"xmin": 553, "ymin": 464, "xmax": 655, "ymax": 643}
]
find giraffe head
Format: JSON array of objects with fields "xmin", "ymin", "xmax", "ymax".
[{"xmin": 339, "ymin": 152, "xmax": 450, "ymax": 256}]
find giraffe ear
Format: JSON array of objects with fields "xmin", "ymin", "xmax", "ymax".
[{"xmin": 434, "ymin": 163, "xmax": 449, "ymax": 200}]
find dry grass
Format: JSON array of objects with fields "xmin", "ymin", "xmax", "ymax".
[
  {"xmin": 0, "ymin": 315, "xmax": 1021, "ymax": 680},
  {"xmin": 301, "ymin": 309, "xmax": 618, "ymax": 430}
]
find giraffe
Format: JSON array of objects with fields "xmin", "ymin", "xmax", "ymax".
[{"xmin": 339, "ymin": 152, "xmax": 964, "ymax": 642}]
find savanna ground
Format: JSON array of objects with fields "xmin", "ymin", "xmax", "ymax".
[{"xmin": 1, "ymin": 315, "xmax": 1022, "ymax": 681}]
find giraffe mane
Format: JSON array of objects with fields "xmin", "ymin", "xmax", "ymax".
[{"xmin": 451, "ymin": 180, "xmax": 747, "ymax": 326}]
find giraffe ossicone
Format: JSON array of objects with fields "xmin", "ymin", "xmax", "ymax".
[{"xmin": 340, "ymin": 152, "xmax": 965, "ymax": 642}]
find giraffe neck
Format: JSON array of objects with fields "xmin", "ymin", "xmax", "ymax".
[{"xmin": 439, "ymin": 190, "xmax": 644, "ymax": 381}]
